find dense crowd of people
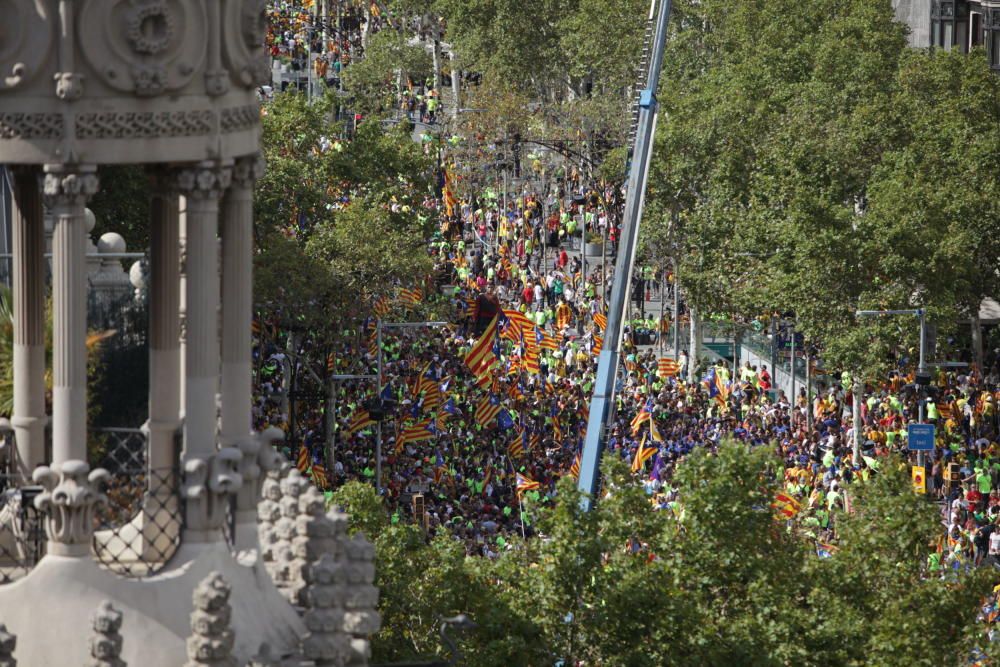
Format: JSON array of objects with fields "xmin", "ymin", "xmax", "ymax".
[{"xmin": 250, "ymin": 165, "xmax": 1000, "ymax": 576}]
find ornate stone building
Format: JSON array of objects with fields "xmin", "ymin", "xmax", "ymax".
[{"xmin": 0, "ymin": 2, "xmax": 376, "ymax": 665}]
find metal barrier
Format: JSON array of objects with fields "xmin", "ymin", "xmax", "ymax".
[
  {"xmin": 0, "ymin": 479, "xmax": 43, "ymax": 584},
  {"xmin": 90, "ymin": 428, "xmax": 182, "ymax": 577}
]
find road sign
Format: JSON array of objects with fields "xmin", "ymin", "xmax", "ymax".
[
  {"xmin": 912, "ymin": 465, "xmax": 926, "ymax": 494},
  {"xmin": 908, "ymin": 423, "xmax": 935, "ymax": 451}
]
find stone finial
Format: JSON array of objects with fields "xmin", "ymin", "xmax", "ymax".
[
  {"xmin": 300, "ymin": 554, "xmax": 351, "ymax": 667},
  {"xmin": 257, "ymin": 474, "xmax": 283, "ymax": 570},
  {"xmin": 33, "ymin": 460, "xmax": 109, "ymax": 556},
  {"xmin": 270, "ymin": 468, "xmax": 310, "ymax": 590},
  {"xmin": 0, "ymin": 624, "xmax": 16, "ymax": 667},
  {"xmin": 182, "ymin": 448, "xmax": 243, "ymax": 537},
  {"xmin": 185, "ymin": 572, "xmax": 236, "ymax": 667},
  {"xmin": 283, "ymin": 486, "xmax": 340, "ymax": 606},
  {"xmin": 88, "ymin": 601, "xmax": 125, "ymax": 667},
  {"xmin": 341, "ymin": 533, "xmax": 380, "ymax": 666}
]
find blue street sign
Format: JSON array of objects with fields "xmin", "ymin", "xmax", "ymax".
[{"xmin": 908, "ymin": 423, "xmax": 935, "ymax": 451}]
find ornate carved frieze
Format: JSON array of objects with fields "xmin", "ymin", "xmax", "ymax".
[
  {"xmin": 219, "ymin": 105, "xmax": 259, "ymax": 134},
  {"xmin": 75, "ymin": 109, "xmax": 214, "ymax": 139},
  {"xmin": 0, "ymin": 112, "xmax": 64, "ymax": 139}
]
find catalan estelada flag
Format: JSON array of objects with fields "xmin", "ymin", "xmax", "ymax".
[
  {"xmin": 475, "ymin": 395, "xmax": 502, "ymax": 428},
  {"xmin": 443, "ymin": 166, "xmax": 459, "ymax": 217},
  {"xmin": 556, "ymin": 302, "xmax": 572, "ymax": 330},
  {"xmin": 568, "ymin": 452, "xmax": 582, "ymax": 479},
  {"xmin": 311, "ymin": 462, "xmax": 329, "ymax": 489},
  {"xmin": 398, "ymin": 287, "xmax": 423, "ymax": 308},
  {"xmin": 507, "ymin": 433, "xmax": 524, "ymax": 458},
  {"xmin": 372, "ymin": 295, "xmax": 391, "ymax": 318},
  {"xmin": 657, "ymin": 357, "xmax": 680, "ymax": 378},
  {"xmin": 296, "ymin": 446, "xmax": 310, "ymax": 473},
  {"xmin": 464, "ymin": 315, "xmax": 498, "ymax": 376},
  {"xmin": 349, "ymin": 408, "xmax": 375, "ymax": 435},
  {"xmin": 771, "ymin": 492, "xmax": 801, "ymax": 518},
  {"xmin": 630, "ymin": 400, "xmax": 653, "ymax": 435},
  {"xmin": 594, "ymin": 312, "xmax": 607, "ymax": 330},
  {"xmin": 516, "ymin": 472, "xmax": 541, "ymax": 495},
  {"xmin": 631, "ymin": 435, "xmax": 657, "ymax": 473}
]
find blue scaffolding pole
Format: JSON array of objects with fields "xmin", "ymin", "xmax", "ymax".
[{"xmin": 577, "ymin": 0, "xmax": 672, "ymax": 509}]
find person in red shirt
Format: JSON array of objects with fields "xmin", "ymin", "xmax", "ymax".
[
  {"xmin": 759, "ymin": 365, "xmax": 772, "ymax": 391},
  {"xmin": 521, "ymin": 283, "xmax": 534, "ymax": 306}
]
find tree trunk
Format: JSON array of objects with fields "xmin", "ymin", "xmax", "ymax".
[
  {"xmin": 852, "ymin": 377, "xmax": 862, "ymax": 464},
  {"xmin": 972, "ymin": 310, "xmax": 984, "ymax": 373},
  {"xmin": 688, "ymin": 306, "xmax": 699, "ymax": 383},
  {"xmin": 432, "ymin": 39, "xmax": 443, "ymax": 90}
]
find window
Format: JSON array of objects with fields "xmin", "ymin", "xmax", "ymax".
[
  {"xmin": 931, "ymin": 1, "xmax": 970, "ymax": 52},
  {"xmin": 989, "ymin": 9, "xmax": 1000, "ymax": 69},
  {"xmin": 971, "ymin": 12, "xmax": 983, "ymax": 50}
]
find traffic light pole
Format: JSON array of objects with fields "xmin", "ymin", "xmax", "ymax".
[{"xmin": 578, "ymin": 0, "xmax": 672, "ymax": 509}]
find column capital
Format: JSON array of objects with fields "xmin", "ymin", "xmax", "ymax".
[
  {"xmin": 231, "ymin": 153, "xmax": 265, "ymax": 189},
  {"xmin": 174, "ymin": 160, "xmax": 233, "ymax": 200},
  {"xmin": 42, "ymin": 164, "xmax": 99, "ymax": 211},
  {"xmin": 33, "ymin": 460, "xmax": 109, "ymax": 556}
]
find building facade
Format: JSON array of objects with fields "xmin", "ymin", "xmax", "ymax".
[{"xmin": 894, "ymin": 0, "xmax": 1000, "ymax": 66}]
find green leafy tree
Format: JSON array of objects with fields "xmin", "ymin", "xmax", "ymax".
[{"xmin": 332, "ymin": 443, "xmax": 993, "ymax": 666}]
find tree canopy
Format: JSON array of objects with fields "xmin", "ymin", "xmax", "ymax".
[{"xmin": 332, "ymin": 440, "xmax": 991, "ymax": 666}]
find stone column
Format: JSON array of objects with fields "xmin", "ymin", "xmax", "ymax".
[
  {"xmin": 147, "ymin": 171, "xmax": 182, "ymax": 475},
  {"xmin": 42, "ymin": 164, "xmax": 99, "ymax": 464},
  {"xmin": 10, "ymin": 167, "xmax": 47, "ymax": 476},
  {"xmin": 219, "ymin": 155, "xmax": 262, "ymax": 448},
  {"xmin": 176, "ymin": 162, "xmax": 230, "ymax": 461}
]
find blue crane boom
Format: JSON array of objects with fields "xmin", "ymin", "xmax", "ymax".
[{"xmin": 577, "ymin": 0, "xmax": 672, "ymax": 509}]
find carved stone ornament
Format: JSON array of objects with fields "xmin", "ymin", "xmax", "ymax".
[
  {"xmin": 182, "ymin": 448, "xmax": 243, "ymax": 535},
  {"xmin": 239, "ymin": 425, "xmax": 282, "ymax": 509},
  {"xmin": 0, "ymin": 113, "xmax": 64, "ymax": 140},
  {"xmin": 0, "ymin": 0, "xmax": 54, "ymax": 93},
  {"xmin": 54, "ymin": 71, "xmax": 85, "ymax": 100},
  {"xmin": 174, "ymin": 163, "xmax": 232, "ymax": 200},
  {"xmin": 186, "ymin": 572, "xmax": 237, "ymax": 667},
  {"xmin": 88, "ymin": 601, "xmax": 126, "ymax": 667},
  {"xmin": 204, "ymin": 69, "xmax": 230, "ymax": 97},
  {"xmin": 230, "ymin": 153, "xmax": 265, "ymax": 189},
  {"xmin": 125, "ymin": 0, "xmax": 176, "ymax": 54},
  {"xmin": 301, "ymin": 553, "xmax": 352, "ymax": 667},
  {"xmin": 0, "ymin": 623, "xmax": 15, "ymax": 667},
  {"xmin": 77, "ymin": 0, "xmax": 206, "ymax": 95},
  {"xmin": 221, "ymin": 0, "xmax": 271, "ymax": 87},
  {"xmin": 75, "ymin": 109, "xmax": 214, "ymax": 140},
  {"xmin": 42, "ymin": 166, "xmax": 100, "ymax": 211},
  {"xmin": 32, "ymin": 460, "xmax": 109, "ymax": 556}
]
